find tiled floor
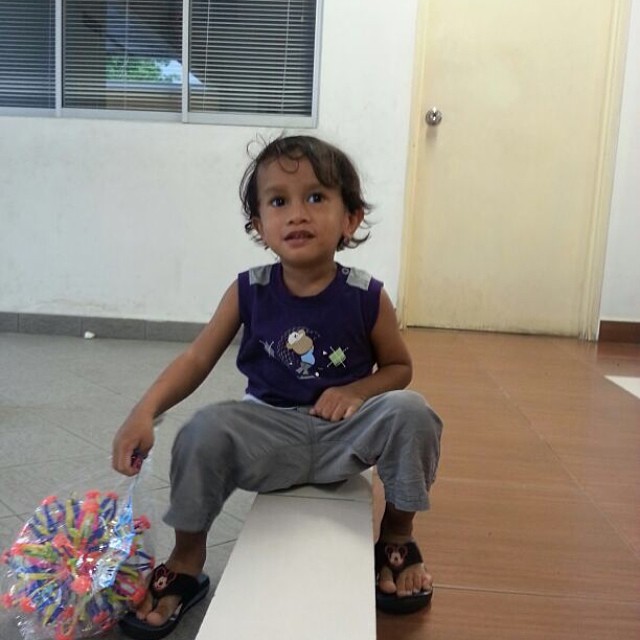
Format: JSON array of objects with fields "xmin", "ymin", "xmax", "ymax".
[
  {"xmin": 1, "ymin": 329, "xmax": 639, "ymax": 639},
  {"xmin": 0, "ymin": 333, "xmax": 252, "ymax": 640},
  {"xmin": 377, "ymin": 330, "xmax": 640, "ymax": 640}
]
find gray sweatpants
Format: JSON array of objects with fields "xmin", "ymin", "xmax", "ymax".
[{"xmin": 164, "ymin": 390, "xmax": 443, "ymax": 533}]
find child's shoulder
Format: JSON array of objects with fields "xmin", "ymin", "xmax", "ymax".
[
  {"xmin": 337, "ymin": 264, "xmax": 381, "ymax": 292},
  {"xmin": 241, "ymin": 263, "xmax": 275, "ymax": 286}
]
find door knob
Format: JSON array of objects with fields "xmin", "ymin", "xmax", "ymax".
[{"xmin": 425, "ymin": 108, "xmax": 443, "ymax": 126}]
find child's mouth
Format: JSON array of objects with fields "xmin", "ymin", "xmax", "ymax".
[{"xmin": 285, "ymin": 231, "xmax": 314, "ymax": 242}]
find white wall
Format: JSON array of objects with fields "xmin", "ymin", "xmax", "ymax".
[
  {"xmin": 2, "ymin": 0, "xmax": 637, "ymax": 327},
  {"xmin": 600, "ymin": 0, "xmax": 640, "ymax": 323},
  {"xmin": 0, "ymin": 1, "xmax": 419, "ymax": 323}
]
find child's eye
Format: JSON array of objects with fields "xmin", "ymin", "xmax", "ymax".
[
  {"xmin": 308, "ymin": 192, "xmax": 324, "ymax": 203},
  {"xmin": 270, "ymin": 196, "xmax": 285, "ymax": 207}
]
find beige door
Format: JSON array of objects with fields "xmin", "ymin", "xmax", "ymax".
[{"xmin": 401, "ymin": 0, "xmax": 629, "ymax": 337}]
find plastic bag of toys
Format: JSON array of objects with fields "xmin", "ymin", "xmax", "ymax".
[{"xmin": 0, "ymin": 454, "xmax": 156, "ymax": 640}]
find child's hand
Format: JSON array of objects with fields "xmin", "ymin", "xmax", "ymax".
[
  {"xmin": 112, "ymin": 413, "xmax": 155, "ymax": 476},
  {"xmin": 310, "ymin": 386, "xmax": 365, "ymax": 422}
]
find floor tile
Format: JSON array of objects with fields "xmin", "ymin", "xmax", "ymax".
[
  {"xmin": 39, "ymin": 401, "xmax": 139, "ymax": 454},
  {"xmin": 416, "ymin": 479, "xmax": 640, "ymax": 601},
  {"xmin": 377, "ymin": 588, "xmax": 640, "ymax": 640},
  {"xmin": 0, "ymin": 456, "xmax": 164, "ymax": 516},
  {"xmin": 582, "ymin": 484, "xmax": 640, "ymax": 556},
  {"xmin": 0, "ymin": 413, "xmax": 105, "ymax": 469},
  {"xmin": 0, "ymin": 514, "xmax": 23, "ymax": 551},
  {"xmin": 0, "ymin": 501, "xmax": 12, "ymax": 519}
]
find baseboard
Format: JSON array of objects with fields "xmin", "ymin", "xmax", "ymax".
[
  {"xmin": 0, "ymin": 312, "xmax": 207, "ymax": 343},
  {"xmin": 7, "ymin": 312, "xmax": 636, "ymax": 345},
  {"xmin": 598, "ymin": 320, "xmax": 640, "ymax": 344}
]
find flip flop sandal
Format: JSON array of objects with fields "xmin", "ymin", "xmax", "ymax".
[
  {"xmin": 375, "ymin": 540, "xmax": 433, "ymax": 615},
  {"xmin": 119, "ymin": 563, "xmax": 210, "ymax": 640}
]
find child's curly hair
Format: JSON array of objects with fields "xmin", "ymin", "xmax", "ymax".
[{"xmin": 240, "ymin": 135, "xmax": 372, "ymax": 250}]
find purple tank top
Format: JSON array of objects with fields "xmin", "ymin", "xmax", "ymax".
[{"xmin": 237, "ymin": 262, "xmax": 383, "ymax": 407}]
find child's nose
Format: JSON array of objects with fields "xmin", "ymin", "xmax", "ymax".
[{"xmin": 287, "ymin": 201, "xmax": 310, "ymax": 223}]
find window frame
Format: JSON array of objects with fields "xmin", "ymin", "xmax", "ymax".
[{"xmin": 0, "ymin": 0, "xmax": 322, "ymax": 127}]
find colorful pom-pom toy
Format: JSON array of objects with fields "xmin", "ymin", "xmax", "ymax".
[{"xmin": 0, "ymin": 490, "xmax": 154, "ymax": 640}]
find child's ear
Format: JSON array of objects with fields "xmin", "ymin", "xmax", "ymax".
[
  {"xmin": 345, "ymin": 208, "xmax": 365, "ymax": 235},
  {"xmin": 252, "ymin": 216, "xmax": 263, "ymax": 237}
]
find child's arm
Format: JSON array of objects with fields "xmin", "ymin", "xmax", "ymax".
[
  {"xmin": 112, "ymin": 280, "xmax": 241, "ymax": 475},
  {"xmin": 310, "ymin": 288, "xmax": 412, "ymax": 422}
]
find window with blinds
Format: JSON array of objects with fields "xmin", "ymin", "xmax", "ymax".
[
  {"xmin": 1, "ymin": 0, "xmax": 319, "ymax": 124},
  {"xmin": 64, "ymin": 0, "xmax": 183, "ymax": 112},
  {"xmin": 189, "ymin": 0, "xmax": 316, "ymax": 116},
  {"xmin": 0, "ymin": 1, "xmax": 56, "ymax": 109}
]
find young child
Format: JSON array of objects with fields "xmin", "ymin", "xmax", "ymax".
[{"xmin": 112, "ymin": 135, "xmax": 443, "ymax": 638}]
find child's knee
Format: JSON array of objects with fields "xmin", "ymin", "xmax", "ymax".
[
  {"xmin": 382, "ymin": 390, "xmax": 443, "ymax": 440},
  {"xmin": 172, "ymin": 402, "xmax": 236, "ymax": 456}
]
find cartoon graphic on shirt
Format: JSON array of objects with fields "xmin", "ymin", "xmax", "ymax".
[
  {"xmin": 260, "ymin": 340, "xmax": 276, "ymax": 359},
  {"xmin": 265, "ymin": 326, "xmax": 350, "ymax": 380},
  {"xmin": 286, "ymin": 329, "xmax": 316, "ymax": 376},
  {"xmin": 326, "ymin": 346, "xmax": 348, "ymax": 368}
]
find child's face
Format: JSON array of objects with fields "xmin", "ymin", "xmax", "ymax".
[{"xmin": 253, "ymin": 156, "xmax": 363, "ymax": 269}]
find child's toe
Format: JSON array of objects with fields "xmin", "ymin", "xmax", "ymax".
[
  {"xmin": 377, "ymin": 566, "xmax": 397, "ymax": 594},
  {"xmin": 134, "ymin": 592, "xmax": 154, "ymax": 620},
  {"xmin": 145, "ymin": 595, "xmax": 181, "ymax": 626},
  {"xmin": 396, "ymin": 563, "xmax": 432, "ymax": 597}
]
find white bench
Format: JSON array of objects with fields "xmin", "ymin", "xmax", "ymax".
[{"xmin": 195, "ymin": 470, "xmax": 376, "ymax": 640}]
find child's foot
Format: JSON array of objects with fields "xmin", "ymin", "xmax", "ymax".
[
  {"xmin": 119, "ymin": 556, "xmax": 210, "ymax": 639},
  {"xmin": 135, "ymin": 559, "xmax": 203, "ymax": 625},
  {"xmin": 375, "ymin": 535, "xmax": 433, "ymax": 597}
]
